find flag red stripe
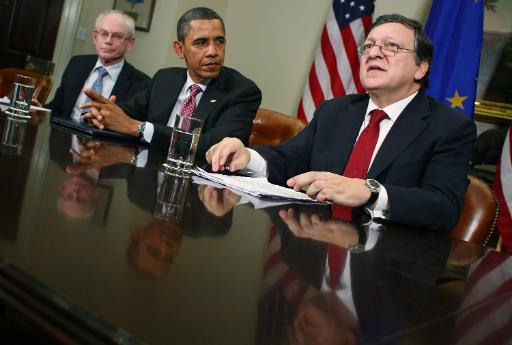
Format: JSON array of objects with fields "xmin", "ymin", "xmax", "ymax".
[
  {"xmin": 320, "ymin": 26, "xmax": 345, "ymax": 97},
  {"xmin": 308, "ymin": 62, "xmax": 325, "ymax": 107},
  {"xmin": 340, "ymin": 25, "xmax": 361, "ymax": 92},
  {"xmin": 464, "ymin": 251, "xmax": 508, "ymax": 294}
]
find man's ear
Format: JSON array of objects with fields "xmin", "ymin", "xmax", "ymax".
[
  {"xmin": 414, "ymin": 60, "xmax": 429, "ymax": 82},
  {"xmin": 173, "ymin": 41, "xmax": 184, "ymax": 59}
]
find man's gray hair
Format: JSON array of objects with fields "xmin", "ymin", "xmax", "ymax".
[{"xmin": 95, "ymin": 10, "xmax": 135, "ymax": 37}]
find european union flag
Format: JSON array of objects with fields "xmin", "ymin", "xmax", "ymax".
[{"xmin": 425, "ymin": 0, "xmax": 484, "ymax": 118}]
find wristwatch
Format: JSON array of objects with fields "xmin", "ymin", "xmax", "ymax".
[
  {"xmin": 364, "ymin": 179, "xmax": 380, "ymax": 205},
  {"xmin": 137, "ymin": 121, "xmax": 146, "ymax": 137}
]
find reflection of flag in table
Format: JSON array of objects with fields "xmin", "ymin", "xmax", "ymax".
[
  {"xmin": 297, "ymin": 0, "xmax": 374, "ymax": 124},
  {"xmin": 424, "ymin": 0, "xmax": 484, "ymax": 118},
  {"xmin": 453, "ymin": 251, "xmax": 512, "ymax": 345},
  {"xmin": 494, "ymin": 126, "xmax": 512, "ymax": 253},
  {"xmin": 256, "ymin": 226, "xmax": 308, "ymax": 345}
]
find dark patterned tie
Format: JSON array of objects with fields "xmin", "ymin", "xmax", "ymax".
[
  {"xmin": 179, "ymin": 84, "xmax": 202, "ymax": 117},
  {"xmin": 333, "ymin": 109, "xmax": 388, "ymax": 220}
]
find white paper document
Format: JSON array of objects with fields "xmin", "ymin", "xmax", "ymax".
[
  {"xmin": 193, "ymin": 167, "xmax": 317, "ymax": 202},
  {"xmin": 193, "ymin": 175, "xmax": 313, "ymax": 209},
  {"xmin": 0, "ymin": 96, "xmax": 51, "ymax": 112}
]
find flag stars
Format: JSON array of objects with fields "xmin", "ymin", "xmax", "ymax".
[
  {"xmin": 345, "ymin": 13, "xmax": 351, "ymax": 19},
  {"xmin": 350, "ymin": 1, "xmax": 355, "ymax": 6},
  {"xmin": 446, "ymin": 90, "xmax": 468, "ymax": 110},
  {"xmin": 360, "ymin": 5, "xmax": 365, "ymax": 10},
  {"xmin": 340, "ymin": 0, "xmax": 345, "ymax": 3}
]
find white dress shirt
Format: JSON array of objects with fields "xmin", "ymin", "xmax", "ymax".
[
  {"xmin": 246, "ymin": 92, "xmax": 419, "ymax": 220},
  {"xmin": 71, "ymin": 59, "xmax": 124, "ymax": 121},
  {"xmin": 142, "ymin": 72, "xmax": 209, "ymax": 143}
]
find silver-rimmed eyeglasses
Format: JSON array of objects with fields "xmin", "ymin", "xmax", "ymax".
[
  {"xmin": 357, "ymin": 42, "xmax": 415, "ymax": 57},
  {"xmin": 94, "ymin": 29, "xmax": 131, "ymax": 43}
]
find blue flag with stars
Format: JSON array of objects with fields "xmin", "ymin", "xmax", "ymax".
[{"xmin": 424, "ymin": 0, "xmax": 484, "ymax": 118}]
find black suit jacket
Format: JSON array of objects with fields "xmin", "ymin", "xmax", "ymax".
[
  {"xmin": 119, "ymin": 66, "xmax": 262, "ymax": 156},
  {"xmin": 47, "ymin": 55, "xmax": 150, "ymax": 118},
  {"xmin": 256, "ymin": 93, "xmax": 477, "ymax": 232}
]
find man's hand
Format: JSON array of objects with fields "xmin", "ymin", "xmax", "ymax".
[
  {"xmin": 197, "ymin": 185, "xmax": 241, "ymax": 216},
  {"xmin": 66, "ymin": 139, "xmax": 135, "ymax": 173},
  {"xmin": 205, "ymin": 137, "xmax": 251, "ymax": 172},
  {"xmin": 287, "ymin": 172, "xmax": 371, "ymax": 207},
  {"xmin": 279, "ymin": 208, "xmax": 359, "ymax": 248},
  {"xmin": 80, "ymin": 88, "xmax": 141, "ymax": 137}
]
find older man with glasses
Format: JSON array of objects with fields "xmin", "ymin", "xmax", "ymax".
[
  {"xmin": 46, "ymin": 10, "xmax": 150, "ymax": 120},
  {"xmin": 207, "ymin": 13, "xmax": 477, "ymax": 233}
]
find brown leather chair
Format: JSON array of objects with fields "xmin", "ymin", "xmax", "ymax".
[
  {"xmin": 451, "ymin": 175, "xmax": 498, "ymax": 246},
  {"xmin": 249, "ymin": 108, "xmax": 306, "ymax": 147},
  {"xmin": 0, "ymin": 68, "xmax": 53, "ymax": 104}
]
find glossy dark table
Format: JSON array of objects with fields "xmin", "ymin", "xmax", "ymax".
[{"xmin": 0, "ymin": 112, "xmax": 510, "ymax": 344}]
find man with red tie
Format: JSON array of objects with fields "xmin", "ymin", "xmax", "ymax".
[
  {"xmin": 206, "ymin": 14, "xmax": 476, "ymax": 232},
  {"xmin": 82, "ymin": 7, "xmax": 261, "ymax": 157}
]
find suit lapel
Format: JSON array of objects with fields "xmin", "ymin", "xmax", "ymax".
[
  {"xmin": 111, "ymin": 62, "xmax": 130, "ymax": 96},
  {"xmin": 367, "ymin": 94, "xmax": 431, "ymax": 178},
  {"xmin": 194, "ymin": 69, "xmax": 225, "ymax": 123},
  {"xmin": 325, "ymin": 98, "xmax": 369, "ymax": 173}
]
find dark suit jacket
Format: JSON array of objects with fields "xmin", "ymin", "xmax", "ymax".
[
  {"xmin": 119, "ymin": 66, "xmax": 262, "ymax": 156},
  {"xmin": 47, "ymin": 55, "xmax": 150, "ymax": 118},
  {"xmin": 256, "ymin": 93, "xmax": 477, "ymax": 232}
]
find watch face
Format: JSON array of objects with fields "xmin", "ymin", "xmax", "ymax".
[{"xmin": 366, "ymin": 179, "xmax": 380, "ymax": 192}]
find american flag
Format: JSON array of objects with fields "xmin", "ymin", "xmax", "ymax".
[
  {"xmin": 297, "ymin": 0, "xmax": 374, "ymax": 123},
  {"xmin": 494, "ymin": 125, "xmax": 512, "ymax": 253}
]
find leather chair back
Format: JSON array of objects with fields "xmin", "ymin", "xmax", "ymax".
[
  {"xmin": 0, "ymin": 68, "xmax": 53, "ymax": 104},
  {"xmin": 451, "ymin": 175, "xmax": 498, "ymax": 246},
  {"xmin": 249, "ymin": 108, "xmax": 306, "ymax": 147}
]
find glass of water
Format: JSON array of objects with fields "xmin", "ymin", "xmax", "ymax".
[
  {"xmin": 7, "ymin": 75, "xmax": 36, "ymax": 119},
  {"xmin": 163, "ymin": 113, "xmax": 203, "ymax": 172}
]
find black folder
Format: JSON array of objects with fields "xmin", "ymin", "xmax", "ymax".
[{"xmin": 51, "ymin": 117, "xmax": 139, "ymax": 143}]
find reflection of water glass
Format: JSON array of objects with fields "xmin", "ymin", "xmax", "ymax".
[
  {"xmin": 163, "ymin": 113, "xmax": 203, "ymax": 172},
  {"xmin": 154, "ymin": 170, "xmax": 191, "ymax": 222},
  {"xmin": 7, "ymin": 75, "xmax": 36, "ymax": 119},
  {"xmin": 1, "ymin": 116, "xmax": 28, "ymax": 156}
]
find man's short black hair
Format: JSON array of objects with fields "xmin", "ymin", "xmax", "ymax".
[
  {"xmin": 177, "ymin": 7, "xmax": 225, "ymax": 42},
  {"xmin": 369, "ymin": 13, "xmax": 433, "ymax": 90}
]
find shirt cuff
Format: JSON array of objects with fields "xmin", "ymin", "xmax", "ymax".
[
  {"xmin": 365, "ymin": 184, "xmax": 390, "ymax": 220},
  {"xmin": 134, "ymin": 148, "xmax": 148, "ymax": 168},
  {"xmin": 245, "ymin": 148, "xmax": 268, "ymax": 177},
  {"xmin": 142, "ymin": 122, "xmax": 154, "ymax": 143}
]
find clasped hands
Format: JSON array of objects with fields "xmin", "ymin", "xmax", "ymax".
[
  {"xmin": 206, "ymin": 137, "xmax": 372, "ymax": 207},
  {"xmin": 79, "ymin": 88, "xmax": 141, "ymax": 137}
]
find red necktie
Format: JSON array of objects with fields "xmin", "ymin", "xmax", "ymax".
[
  {"xmin": 327, "ymin": 244, "xmax": 347, "ymax": 290},
  {"xmin": 333, "ymin": 109, "xmax": 388, "ymax": 220},
  {"xmin": 179, "ymin": 84, "xmax": 202, "ymax": 117}
]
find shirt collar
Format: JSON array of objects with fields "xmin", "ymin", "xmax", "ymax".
[
  {"xmin": 365, "ymin": 91, "xmax": 418, "ymax": 122},
  {"xmin": 94, "ymin": 58, "xmax": 125, "ymax": 81},
  {"xmin": 185, "ymin": 71, "xmax": 210, "ymax": 93}
]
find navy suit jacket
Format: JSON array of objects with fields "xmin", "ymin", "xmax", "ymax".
[
  {"xmin": 256, "ymin": 93, "xmax": 477, "ymax": 232},
  {"xmin": 119, "ymin": 66, "xmax": 262, "ymax": 156},
  {"xmin": 47, "ymin": 55, "xmax": 150, "ymax": 118}
]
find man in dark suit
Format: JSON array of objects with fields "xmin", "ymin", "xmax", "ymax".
[
  {"xmin": 46, "ymin": 10, "xmax": 149, "ymax": 119},
  {"xmin": 206, "ymin": 14, "xmax": 477, "ymax": 232},
  {"xmin": 82, "ymin": 7, "xmax": 262, "ymax": 157}
]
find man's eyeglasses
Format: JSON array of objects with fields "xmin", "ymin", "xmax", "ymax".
[
  {"xmin": 95, "ymin": 29, "xmax": 131, "ymax": 43},
  {"xmin": 357, "ymin": 43, "xmax": 415, "ymax": 57}
]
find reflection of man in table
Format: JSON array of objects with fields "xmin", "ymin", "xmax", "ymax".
[
  {"xmin": 46, "ymin": 10, "xmax": 150, "ymax": 119},
  {"xmin": 81, "ymin": 7, "xmax": 262, "ymax": 157},
  {"xmin": 207, "ymin": 14, "xmax": 476, "ymax": 232},
  {"xmin": 127, "ymin": 218, "xmax": 183, "ymax": 279},
  {"xmin": 57, "ymin": 173, "xmax": 100, "ymax": 220}
]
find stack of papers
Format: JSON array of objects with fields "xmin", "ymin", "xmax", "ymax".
[
  {"xmin": 0, "ymin": 96, "xmax": 51, "ymax": 112},
  {"xmin": 193, "ymin": 167, "xmax": 316, "ymax": 202}
]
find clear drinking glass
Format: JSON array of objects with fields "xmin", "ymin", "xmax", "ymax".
[
  {"xmin": 163, "ymin": 113, "xmax": 203, "ymax": 172},
  {"xmin": 7, "ymin": 74, "xmax": 36, "ymax": 119}
]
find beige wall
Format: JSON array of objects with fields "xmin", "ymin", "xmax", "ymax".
[{"xmin": 69, "ymin": 0, "xmax": 432, "ymax": 114}]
